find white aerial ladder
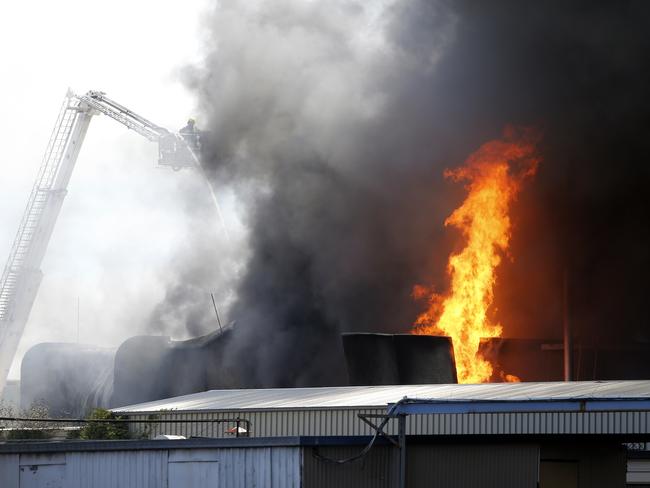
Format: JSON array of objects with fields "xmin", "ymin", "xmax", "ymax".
[{"xmin": 0, "ymin": 90, "xmax": 204, "ymax": 395}]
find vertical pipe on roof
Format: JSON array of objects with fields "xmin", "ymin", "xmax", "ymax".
[
  {"xmin": 563, "ymin": 270, "xmax": 573, "ymax": 381},
  {"xmin": 398, "ymin": 414, "xmax": 407, "ymax": 488}
]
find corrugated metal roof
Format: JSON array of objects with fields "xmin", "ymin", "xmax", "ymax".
[{"xmin": 114, "ymin": 380, "xmax": 650, "ymax": 414}]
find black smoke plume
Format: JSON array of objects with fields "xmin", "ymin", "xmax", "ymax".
[{"xmin": 184, "ymin": 0, "xmax": 650, "ymax": 386}]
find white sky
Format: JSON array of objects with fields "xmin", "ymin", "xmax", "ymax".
[{"xmin": 0, "ymin": 0, "xmax": 239, "ymax": 378}]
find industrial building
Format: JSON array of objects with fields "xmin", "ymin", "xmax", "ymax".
[
  {"xmin": 0, "ymin": 435, "xmax": 626, "ymax": 488},
  {"xmin": 2, "ymin": 380, "xmax": 649, "ymax": 487},
  {"xmin": 111, "ymin": 379, "xmax": 650, "ymax": 487},
  {"xmin": 114, "ymin": 380, "xmax": 650, "ymax": 439}
]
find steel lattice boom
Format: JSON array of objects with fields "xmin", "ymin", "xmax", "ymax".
[{"xmin": 0, "ymin": 90, "xmax": 202, "ymax": 394}]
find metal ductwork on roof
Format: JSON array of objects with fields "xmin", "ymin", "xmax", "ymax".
[
  {"xmin": 341, "ymin": 333, "xmax": 457, "ymax": 385},
  {"xmin": 112, "ymin": 336, "xmax": 172, "ymax": 407},
  {"xmin": 21, "ymin": 343, "xmax": 114, "ymax": 416},
  {"xmin": 341, "ymin": 333, "xmax": 400, "ymax": 386},
  {"xmin": 393, "ymin": 334, "xmax": 457, "ymax": 384},
  {"xmin": 111, "ymin": 326, "xmax": 236, "ymax": 407}
]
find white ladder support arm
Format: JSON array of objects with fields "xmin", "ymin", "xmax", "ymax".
[
  {"xmin": 77, "ymin": 91, "xmax": 166, "ymax": 142},
  {"xmin": 0, "ymin": 89, "xmax": 208, "ymax": 396},
  {"xmin": 0, "ymin": 93, "xmax": 94, "ymax": 394}
]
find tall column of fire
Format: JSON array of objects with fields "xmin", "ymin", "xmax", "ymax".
[{"xmin": 413, "ymin": 129, "xmax": 539, "ymax": 384}]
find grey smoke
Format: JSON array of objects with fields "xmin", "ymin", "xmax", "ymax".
[
  {"xmin": 146, "ymin": 181, "xmax": 244, "ymax": 339},
  {"xmin": 182, "ymin": 0, "xmax": 458, "ymax": 387},
  {"xmin": 167, "ymin": 0, "xmax": 650, "ymax": 386}
]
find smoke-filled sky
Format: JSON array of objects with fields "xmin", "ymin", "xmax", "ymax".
[
  {"xmin": 189, "ymin": 0, "xmax": 650, "ymax": 386},
  {"xmin": 2, "ymin": 0, "xmax": 649, "ymax": 386}
]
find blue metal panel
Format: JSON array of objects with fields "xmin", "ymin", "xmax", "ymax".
[
  {"xmin": 168, "ymin": 460, "xmax": 219, "ymax": 488},
  {"xmin": 18, "ymin": 454, "xmax": 66, "ymax": 488},
  {"xmin": 19, "ymin": 464, "xmax": 65, "ymax": 488},
  {"xmin": 0, "ymin": 446, "xmax": 301, "ymax": 488},
  {"xmin": 66, "ymin": 450, "xmax": 168, "ymax": 488},
  {"xmin": 0, "ymin": 453, "xmax": 19, "ymax": 487},
  {"xmin": 391, "ymin": 399, "xmax": 650, "ymax": 415}
]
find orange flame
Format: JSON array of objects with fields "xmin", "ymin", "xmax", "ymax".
[{"xmin": 413, "ymin": 128, "xmax": 539, "ymax": 384}]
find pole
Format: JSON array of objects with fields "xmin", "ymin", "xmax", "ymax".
[
  {"xmin": 399, "ymin": 414, "xmax": 407, "ymax": 488},
  {"xmin": 211, "ymin": 293, "xmax": 223, "ymax": 333},
  {"xmin": 76, "ymin": 296, "xmax": 80, "ymax": 343},
  {"xmin": 563, "ymin": 269, "xmax": 572, "ymax": 381}
]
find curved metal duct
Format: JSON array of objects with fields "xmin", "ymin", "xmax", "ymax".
[
  {"xmin": 111, "ymin": 336, "xmax": 171, "ymax": 407},
  {"xmin": 21, "ymin": 343, "xmax": 115, "ymax": 416}
]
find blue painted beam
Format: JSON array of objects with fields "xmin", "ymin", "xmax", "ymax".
[{"xmin": 389, "ymin": 398, "xmax": 650, "ymax": 415}]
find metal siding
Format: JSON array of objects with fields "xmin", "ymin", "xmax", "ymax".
[
  {"xmin": 168, "ymin": 460, "xmax": 219, "ymax": 488},
  {"xmin": 19, "ymin": 463, "xmax": 65, "ymax": 488},
  {"xmin": 1, "ymin": 447, "xmax": 301, "ymax": 488},
  {"xmin": 216, "ymin": 447, "xmax": 300, "ymax": 488},
  {"xmin": 128, "ymin": 409, "xmax": 650, "ymax": 439},
  {"xmin": 627, "ymin": 460, "xmax": 650, "ymax": 484},
  {"xmin": 541, "ymin": 442, "xmax": 626, "ymax": 488},
  {"xmin": 0, "ymin": 453, "xmax": 19, "ymax": 487},
  {"xmin": 303, "ymin": 443, "xmax": 538, "ymax": 488},
  {"xmin": 407, "ymin": 444, "xmax": 539, "ymax": 488},
  {"xmin": 66, "ymin": 450, "xmax": 168, "ymax": 488},
  {"xmin": 19, "ymin": 453, "xmax": 65, "ymax": 466},
  {"xmin": 302, "ymin": 445, "xmax": 398, "ymax": 488}
]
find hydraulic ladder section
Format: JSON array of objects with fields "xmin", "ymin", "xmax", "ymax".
[
  {"xmin": 78, "ymin": 91, "xmax": 195, "ymax": 169},
  {"xmin": 78, "ymin": 91, "xmax": 165, "ymax": 142},
  {"xmin": 0, "ymin": 92, "xmax": 93, "ymax": 393},
  {"xmin": 0, "ymin": 89, "xmax": 210, "ymax": 395}
]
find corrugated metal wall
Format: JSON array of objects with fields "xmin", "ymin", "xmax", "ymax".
[
  {"xmin": 0, "ymin": 447, "xmax": 301, "ymax": 488},
  {"xmin": 541, "ymin": 442, "xmax": 626, "ymax": 488},
  {"xmin": 407, "ymin": 444, "xmax": 539, "ymax": 488},
  {"xmin": 129, "ymin": 408, "xmax": 388, "ymax": 438},
  {"xmin": 302, "ymin": 443, "xmax": 539, "ymax": 488},
  {"xmin": 128, "ymin": 409, "xmax": 650, "ymax": 439},
  {"xmin": 0, "ymin": 442, "xmax": 628, "ymax": 487},
  {"xmin": 303, "ymin": 445, "xmax": 398, "ymax": 488},
  {"xmin": 627, "ymin": 459, "xmax": 650, "ymax": 484},
  {"xmin": 66, "ymin": 450, "xmax": 167, "ymax": 487},
  {"xmin": 0, "ymin": 454, "xmax": 18, "ymax": 487},
  {"xmin": 407, "ymin": 411, "xmax": 650, "ymax": 436}
]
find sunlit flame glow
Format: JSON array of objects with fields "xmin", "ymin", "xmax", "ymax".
[{"xmin": 413, "ymin": 128, "xmax": 539, "ymax": 384}]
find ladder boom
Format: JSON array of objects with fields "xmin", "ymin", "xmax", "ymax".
[
  {"xmin": 0, "ymin": 89, "xmax": 204, "ymax": 395},
  {"xmin": 0, "ymin": 93, "xmax": 93, "ymax": 393},
  {"xmin": 77, "ymin": 91, "xmax": 164, "ymax": 142},
  {"xmin": 76, "ymin": 91, "xmax": 195, "ymax": 169}
]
